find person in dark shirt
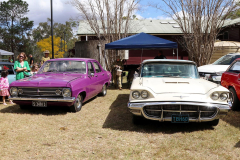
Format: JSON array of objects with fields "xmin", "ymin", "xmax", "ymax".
[
  {"xmin": 154, "ymin": 50, "xmax": 167, "ymax": 59},
  {"xmin": 29, "ymin": 54, "xmax": 34, "ymax": 67}
]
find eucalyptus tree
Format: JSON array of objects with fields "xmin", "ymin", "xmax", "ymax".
[{"xmin": 153, "ymin": 0, "xmax": 237, "ymax": 66}]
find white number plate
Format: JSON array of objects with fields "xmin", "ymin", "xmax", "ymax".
[{"xmin": 32, "ymin": 101, "xmax": 47, "ymax": 107}]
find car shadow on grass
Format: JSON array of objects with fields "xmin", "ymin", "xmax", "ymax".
[
  {"xmin": 0, "ymin": 104, "xmax": 68, "ymax": 115},
  {"xmin": 102, "ymin": 94, "xmax": 214, "ymax": 133},
  {"xmin": 221, "ymin": 110, "xmax": 240, "ymax": 130},
  {"xmin": 235, "ymin": 141, "xmax": 240, "ymax": 148}
]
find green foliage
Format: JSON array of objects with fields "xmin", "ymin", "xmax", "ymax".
[{"xmin": 0, "ymin": 0, "xmax": 34, "ymax": 53}]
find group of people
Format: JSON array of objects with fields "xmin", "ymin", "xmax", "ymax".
[{"xmin": 0, "ymin": 50, "xmax": 50, "ymax": 105}]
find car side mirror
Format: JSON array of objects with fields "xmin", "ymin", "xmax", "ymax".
[{"xmin": 90, "ymin": 73, "xmax": 94, "ymax": 77}]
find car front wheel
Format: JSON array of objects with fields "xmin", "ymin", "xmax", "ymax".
[
  {"xmin": 70, "ymin": 94, "xmax": 83, "ymax": 112},
  {"xmin": 229, "ymin": 88, "xmax": 240, "ymax": 111}
]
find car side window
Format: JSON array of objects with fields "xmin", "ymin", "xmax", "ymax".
[
  {"xmin": 93, "ymin": 62, "xmax": 102, "ymax": 73},
  {"xmin": 229, "ymin": 61, "xmax": 240, "ymax": 72},
  {"xmin": 88, "ymin": 62, "xmax": 94, "ymax": 74}
]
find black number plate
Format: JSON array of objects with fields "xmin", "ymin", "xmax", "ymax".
[
  {"xmin": 32, "ymin": 101, "xmax": 47, "ymax": 107},
  {"xmin": 171, "ymin": 114, "xmax": 189, "ymax": 123}
]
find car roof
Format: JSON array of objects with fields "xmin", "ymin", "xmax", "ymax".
[
  {"xmin": 0, "ymin": 62, "xmax": 14, "ymax": 65},
  {"xmin": 48, "ymin": 58, "xmax": 97, "ymax": 61},
  {"xmin": 142, "ymin": 59, "xmax": 196, "ymax": 65}
]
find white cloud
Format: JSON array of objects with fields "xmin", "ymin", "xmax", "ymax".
[{"xmin": 25, "ymin": 0, "xmax": 79, "ymax": 27}]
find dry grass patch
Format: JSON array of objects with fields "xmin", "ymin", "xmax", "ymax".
[{"xmin": 0, "ymin": 86, "xmax": 239, "ymax": 159}]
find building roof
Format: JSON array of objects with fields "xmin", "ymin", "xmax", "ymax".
[
  {"xmin": 77, "ymin": 20, "xmax": 182, "ymax": 35},
  {"xmin": 77, "ymin": 18, "xmax": 240, "ymax": 36}
]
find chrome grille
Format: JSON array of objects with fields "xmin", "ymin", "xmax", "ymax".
[
  {"xmin": 143, "ymin": 105, "xmax": 217, "ymax": 119},
  {"xmin": 18, "ymin": 87, "xmax": 63, "ymax": 97}
]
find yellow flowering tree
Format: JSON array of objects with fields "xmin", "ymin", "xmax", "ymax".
[{"xmin": 37, "ymin": 36, "xmax": 67, "ymax": 58}]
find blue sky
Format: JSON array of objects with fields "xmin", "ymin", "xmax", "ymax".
[{"xmin": 136, "ymin": 0, "xmax": 170, "ymax": 19}]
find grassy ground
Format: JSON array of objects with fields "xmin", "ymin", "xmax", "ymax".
[{"xmin": 0, "ymin": 84, "xmax": 240, "ymax": 159}]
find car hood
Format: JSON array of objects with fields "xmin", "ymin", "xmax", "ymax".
[
  {"xmin": 142, "ymin": 78, "xmax": 218, "ymax": 94},
  {"xmin": 198, "ymin": 64, "xmax": 229, "ymax": 73},
  {"xmin": 10, "ymin": 73, "xmax": 83, "ymax": 88}
]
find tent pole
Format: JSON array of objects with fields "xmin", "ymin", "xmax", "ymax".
[
  {"xmin": 177, "ymin": 48, "xmax": 178, "ymax": 59},
  {"xmin": 173, "ymin": 49, "xmax": 174, "ymax": 59}
]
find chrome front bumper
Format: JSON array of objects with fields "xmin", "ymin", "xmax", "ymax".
[
  {"xmin": 128, "ymin": 102, "xmax": 231, "ymax": 122},
  {"xmin": 9, "ymin": 96, "xmax": 76, "ymax": 102}
]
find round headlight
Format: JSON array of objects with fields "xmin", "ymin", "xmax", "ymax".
[
  {"xmin": 132, "ymin": 91, "xmax": 140, "ymax": 99},
  {"xmin": 211, "ymin": 92, "xmax": 219, "ymax": 100},
  {"xmin": 62, "ymin": 88, "xmax": 71, "ymax": 97},
  {"xmin": 18, "ymin": 89, "xmax": 23, "ymax": 94},
  {"xmin": 141, "ymin": 90, "xmax": 148, "ymax": 98},
  {"xmin": 220, "ymin": 92, "xmax": 228, "ymax": 101},
  {"xmin": 10, "ymin": 87, "xmax": 18, "ymax": 96},
  {"xmin": 55, "ymin": 89, "xmax": 62, "ymax": 95}
]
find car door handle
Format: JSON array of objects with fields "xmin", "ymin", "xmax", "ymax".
[
  {"xmin": 238, "ymin": 78, "xmax": 240, "ymax": 81},
  {"xmin": 95, "ymin": 75, "xmax": 98, "ymax": 77},
  {"xmin": 102, "ymin": 74, "xmax": 104, "ymax": 76}
]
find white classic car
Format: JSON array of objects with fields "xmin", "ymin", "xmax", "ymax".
[{"xmin": 128, "ymin": 59, "xmax": 231, "ymax": 126}]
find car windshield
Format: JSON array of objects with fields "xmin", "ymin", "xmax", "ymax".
[
  {"xmin": 212, "ymin": 54, "xmax": 240, "ymax": 65},
  {"xmin": 141, "ymin": 63, "xmax": 199, "ymax": 79},
  {"xmin": 38, "ymin": 61, "xmax": 86, "ymax": 74},
  {"xmin": 0, "ymin": 64, "xmax": 14, "ymax": 75}
]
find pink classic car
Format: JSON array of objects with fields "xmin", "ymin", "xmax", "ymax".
[{"xmin": 9, "ymin": 58, "xmax": 111, "ymax": 112}]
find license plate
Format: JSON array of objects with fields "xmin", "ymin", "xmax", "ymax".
[
  {"xmin": 32, "ymin": 101, "xmax": 47, "ymax": 107},
  {"xmin": 171, "ymin": 114, "xmax": 189, "ymax": 123}
]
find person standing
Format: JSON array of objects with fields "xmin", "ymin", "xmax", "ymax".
[
  {"xmin": 14, "ymin": 52, "xmax": 31, "ymax": 80},
  {"xmin": 41, "ymin": 50, "xmax": 51, "ymax": 65},
  {"xmin": 29, "ymin": 54, "xmax": 34, "ymax": 67},
  {"xmin": 8, "ymin": 57, "xmax": 13, "ymax": 63},
  {"xmin": 112, "ymin": 56, "xmax": 124, "ymax": 90},
  {"xmin": 154, "ymin": 50, "xmax": 167, "ymax": 59},
  {"xmin": 0, "ymin": 70, "xmax": 14, "ymax": 105}
]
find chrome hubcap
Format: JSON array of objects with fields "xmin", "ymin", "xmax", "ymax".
[
  {"xmin": 229, "ymin": 91, "xmax": 234, "ymax": 105},
  {"xmin": 75, "ymin": 95, "xmax": 82, "ymax": 109},
  {"xmin": 103, "ymin": 85, "xmax": 106, "ymax": 94}
]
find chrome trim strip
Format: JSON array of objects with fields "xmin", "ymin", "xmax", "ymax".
[{"xmin": 9, "ymin": 96, "xmax": 75, "ymax": 102}]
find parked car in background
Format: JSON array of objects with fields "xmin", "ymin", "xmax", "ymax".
[
  {"xmin": 198, "ymin": 53, "xmax": 240, "ymax": 84},
  {"xmin": 9, "ymin": 58, "xmax": 112, "ymax": 112},
  {"xmin": 0, "ymin": 62, "xmax": 15, "ymax": 84},
  {"xmin": 128, "ymin": 59, "xmax": 231, "ymax": 126},
  {"xmin": 221, "ymin": 58, "xmax": 240, "ymax": 111}
]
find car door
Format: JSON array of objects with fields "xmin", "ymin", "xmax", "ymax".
[
  {"xmin": 227, "ymin": 61, "xmax": 240, "ymax": 98},
  {"xmin": 86, "ymin": 61, "xmax": 98, "ymax": 98},
  {"xmin": 92, "ymin": 61, "xmax": 105, "ymax": 92}
]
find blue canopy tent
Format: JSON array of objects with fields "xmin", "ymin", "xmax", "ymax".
[{"xmin": 105, "ymin": 32, "xmax": 178, "ymax": 50}]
